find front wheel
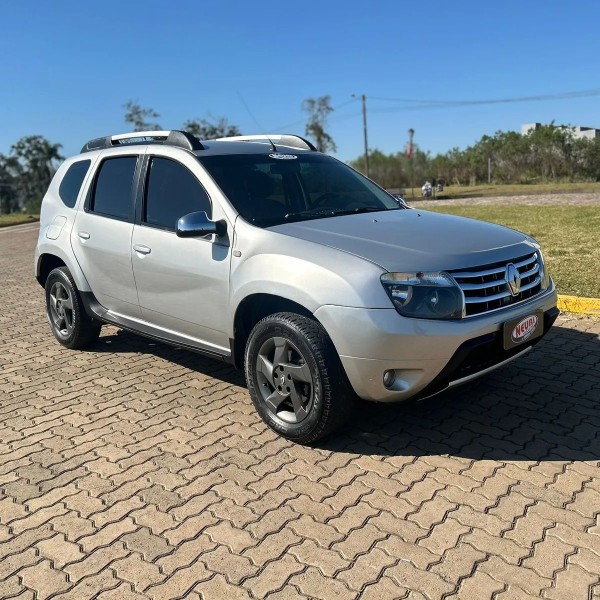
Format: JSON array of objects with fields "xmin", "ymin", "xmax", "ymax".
[
  {"xmin": 244, "ymin": 312, "xmax": 354, "ymax": 443},
  {"xmin": 45, "ymin": 267, "xmax": 101, "ymax": 349}
]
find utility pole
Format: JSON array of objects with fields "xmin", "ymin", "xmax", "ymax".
[
  {"xmin": 361, "ymin": 94, "xmax": 370, "ymax": 178},
  {"xmin": 408, "ymin": 128, "xmax": 415, "ymax": 199},
  {"xmin": 353, "ymin": 94, "xmax": 370, "ymax": 178}
]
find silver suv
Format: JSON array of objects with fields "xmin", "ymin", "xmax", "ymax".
[{"xmin": 35, "ymin": 130, "xmax": 559, "ymax": 442}]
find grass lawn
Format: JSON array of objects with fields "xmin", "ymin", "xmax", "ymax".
[
  {"xmin": 424, "ymin": 205, "xmax": 600, "ymax": 298},
  {"xmin": 0, "ymin": 214, "xmax": 39, "ymax": 228},
  {"xmin": 404, "ymin": 181, "xmax": 600, "ymax": 200}
]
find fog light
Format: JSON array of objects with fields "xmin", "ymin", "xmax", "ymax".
[{"xmin": 383, "ymin": 370, "xmax": 396, "ymax": 388}]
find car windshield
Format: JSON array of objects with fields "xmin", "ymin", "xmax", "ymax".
[{"xmin": 198, "ymin": 152, "xmax": 404, "ymax": 226}]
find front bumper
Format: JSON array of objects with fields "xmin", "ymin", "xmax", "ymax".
[{"xmin": 314, "ymin": 283, "xmax": 558, "ymax": 402}]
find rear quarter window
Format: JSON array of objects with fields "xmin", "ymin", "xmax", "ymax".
[
  {"xmin": 90, "ymin": 156, "xmax": 137, "ymax": 221},
  {"xmin": 58, "ymin": 160, "xmax": 91, "ymax": 208}
]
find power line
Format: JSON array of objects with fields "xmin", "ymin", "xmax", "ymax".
[
  {"xmin": 271, "ymin": 98, "xmax": 360, "ymax": 132},
  {"xmin": 369, "ymin": 87, "xmax": 600, "ymax": 108},
  {"xmin": 237, "ymin": 92, "xmax": 265, "ymax": 131}
]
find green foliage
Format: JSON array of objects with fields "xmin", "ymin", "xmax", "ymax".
[
  {"xmin": 349, "ymin": 145, "xmax": 430, "ymax": 189},
  {"xmin": 302, "ymin": 96, "xmax": 336, "ymax": 153},
  {"xmin": 182, "ymin": 117, "xmax": 241, "ymax": 140},
  {"xmin": 123, "ymin": 100, "xmax": 161, "ymax": 132},
  {"xmin": 0, "ymin": 136, "xmax": 63, "ymax": 213},
  {"xmin": 354, "ymin": 124, "xmax": 600, "ymax": 189}
]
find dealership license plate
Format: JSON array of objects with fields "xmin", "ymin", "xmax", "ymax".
[{"xmin": 503, "ymin": 310, "xmax": 544, "ymax": 350}]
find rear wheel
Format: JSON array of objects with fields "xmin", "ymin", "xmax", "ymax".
[
  {"xmin": 245, "ymin": 312, "xmax": 353, "ymax": 443},
  {"xmin": 45, "ymin": 267, "xmax": 101, "ymax": 349}
]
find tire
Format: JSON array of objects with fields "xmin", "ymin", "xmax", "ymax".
[
  {"xmin": 45, "ymin": 267, "xmax": 101, "ymax": 349},
  {"xmin": 245, "ymin": 312, "xmax": 354, "ymax": 443}
]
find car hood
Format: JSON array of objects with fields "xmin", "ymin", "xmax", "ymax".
[{"xmin": 269, "ymin": 209, "xmax": 537, "ymax": 272}]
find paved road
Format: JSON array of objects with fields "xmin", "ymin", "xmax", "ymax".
[{"xmin": 1, "ymin": 224, "xmax": 599, "ymax": 600}]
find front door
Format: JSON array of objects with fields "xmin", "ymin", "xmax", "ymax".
[{"xmin": 131, "ymin": 155, "xmax": 231, "ymax": 354}]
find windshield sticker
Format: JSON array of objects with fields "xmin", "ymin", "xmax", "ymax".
[{"xmin": 269, "ymin": 153, "xmax": 297, "ymax": 160}]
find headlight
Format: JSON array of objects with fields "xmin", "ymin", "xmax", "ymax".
[{"xmin": 381, "ymin": 271, "xmax": 464, "ymax": 319}]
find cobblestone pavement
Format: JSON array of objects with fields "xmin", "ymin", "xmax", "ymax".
[{"xmin": 1, "ymin": 223, "xmax": 599, "ymax": 600}]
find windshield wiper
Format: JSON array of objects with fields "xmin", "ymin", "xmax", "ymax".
[{"xmin": 283, "ymin": 206, "xmax": 392, "ymax": 223}]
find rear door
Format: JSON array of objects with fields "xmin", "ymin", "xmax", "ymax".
[
  {"xmin": 130, "ymin": 151, "xmax": 232, "ymax": 354},
  {"xmin": 71, "ymin": 152, "xmax": 141, "ymax": 317}
]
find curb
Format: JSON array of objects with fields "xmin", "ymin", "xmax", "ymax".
[{"xmin": 557, "ymin": 294, "xmax": 600, "ymax": 315}]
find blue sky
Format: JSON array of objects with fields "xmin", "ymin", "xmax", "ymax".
[{"xmin": 2, "ymin": 1, "xmax": 600, "ymax": 162}]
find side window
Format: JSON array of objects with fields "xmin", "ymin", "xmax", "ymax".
[
  {"xmin": 59, "ymin": 160, "xmax": 91, "ymax": 208},
  {"xmin": 144, "ymin": 158, "xmax": 212, "ymax": 230},
  {"xmin": 91, "ymin": 157, "xmax": 137, "ymax": 220}
]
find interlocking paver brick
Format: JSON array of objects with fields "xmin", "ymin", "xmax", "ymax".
[
  {"xmin": 156, "ymin": 533, "xmax": 216, "ymax": 575},
  {"xmin": 337, "ymin": 547, "xmax": 397, "ymax": 591},
  {"xmin": 121, "ymin": 526, "xmax": 174, "ymax": 561},
  {"xmin": 51, "ymin": 569, "xmax": 122, "ymax": 599},
  {"xmin": 369, "ymin": 510, "xmax": 429, "ymax": 544},
  {"xmin": 243, "ymin": 554, "xmax": 305, "ymax": 598},
  {"xmin": 35, "ymin": 532, "xmax": 85, "ymax": 567},
  {"xmin": 1, "ymin": 224, "xmax": 600, "ymax": 600},
  {"xmin": 112, "ymin": 553, "xmax": 166, "ymax": 592},
  {"xmin": 443, "ymin": 567, "xmax": 506, "ymax": 599},
  {"xmin": 479, "ymin": 555, "xmax": 553, "ymax": 596},
  {"xmin": 19, "ymin": 559, "xmax": 71, "ymax": 598},
  {"xmin": 385, "ymin": 560, "xmax": 455, "ymax": 598},
  {"xmin": 163, "ymin": 512, "xmax": 219, "ymax": 546},
  {"xmin": 95, "ymin": 583, "xmax": 149, "ymax": 600},
  {"xmin": 429, "ymin": 540, "xmax": 486, "ymax": 583},
  {"xmin": 64, "ymin": 542, "xmax": 129, "ymax": 582},
  {"xmin": 288, "ymin": 538, "xmax": 351, "ymax": 576},
  {"xmin": 0, "ymin": 548, "xmax": 39, "ymax": 581},
  {"xmin": 543, "ymin": 562, "xmax": 600, "ymax": 600},
  {"xmin": 204, "ymin": 520, "xmax": 256, "ymax": 554},
  {"xmin": 464, "ymin": 528, "xmax": 531, "ymax": 564},
  {"xmin": 195, "ymin": 574, "xmax": 254, "ymax": 599},
  {"xmin": 290, "ymin": 515, "xmax": 346, "ymax": 548},
  {"xmin": 200, "ymin": 545, "xmax": 259, "ymax": 584},
  {"xmin": 359, "ymin": 576, "xmax": 408, "ymax": 600},
  {"xmin": 418, "ymin": 515, "xmax": 470, "ymax": 555},
  {"xmin": 379, "ymin": 535, "xmax": 440, "ymax": 570},
  {"xmin": 243, "ymin": 526, "xmax": 302, "ymax": 565},
  {"xmin": 77, "ymin": 517, "xmax": 138, "ymax": 552},
  {"xmin": 289, "ymin": 566, "xmax": 358, "ymax": 599},
  {"xmin": 522, "ymin": 536, "xmax": 577, "ymax": 579}
]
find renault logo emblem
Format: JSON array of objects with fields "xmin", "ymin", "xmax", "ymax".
[{"xmin": 506, "ymin": 263, "xmax": 521, "ymax": 296}]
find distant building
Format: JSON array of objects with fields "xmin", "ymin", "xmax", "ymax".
[{"xmin": 522, "ymin": 122, "xmax": 600, "ymax": 139}]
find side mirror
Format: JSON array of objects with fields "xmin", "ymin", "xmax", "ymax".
[{"xmin": 176, "ymin": 211, "xmax": 227, "ymax": 238}]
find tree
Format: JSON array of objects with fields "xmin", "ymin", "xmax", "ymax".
[
  {"xmin": 123, "ymin": 100, "xmax": 161, "ymax": 132},
  {"xmin": 0, "ymin": 154, "xmax": 20, "ymax": 214},
  {"xmin": 9, "ymin": 136, "xmax": 64, "ymax": 212},
  {"xmin": 182, "ymin": 117, "xmax": 241, "ymax": 140},
  {"xmin": 302, "ymin": 96, "xmax": 336, "ymax": 153}
]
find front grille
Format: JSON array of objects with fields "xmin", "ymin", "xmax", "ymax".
[{"xmin": 450, "ymin": 252, "xmax": 542, "ymax": 317}]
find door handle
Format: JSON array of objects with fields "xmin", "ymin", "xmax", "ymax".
[
  {"xmin": 133, "ymin": 245, "xmax": 151, "ymax": 255},
  {"xmin": 78, "ymin": 231, "xmax": 90, "ymax": 240}
]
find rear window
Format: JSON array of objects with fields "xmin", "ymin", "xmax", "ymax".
[{"xmin": 59, "ymin": 160, "xmax": 91, "ymax": 208}]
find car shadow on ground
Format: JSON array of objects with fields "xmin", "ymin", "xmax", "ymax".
[
  {"xmin": 88, "ymin": 324, "xmax": 599, "ymax": 463},
  {"xmin": 325, "ymin": 324, "xmax": 600, "ymax": 462}
]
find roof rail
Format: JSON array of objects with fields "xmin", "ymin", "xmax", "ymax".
[
  {"xmin": 214, "ymin": 134, "xmax": 317, "ymax": 151},
  {"xmin": 80, "ymin": 130, "xmax": 204, "ymax": 153}
]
